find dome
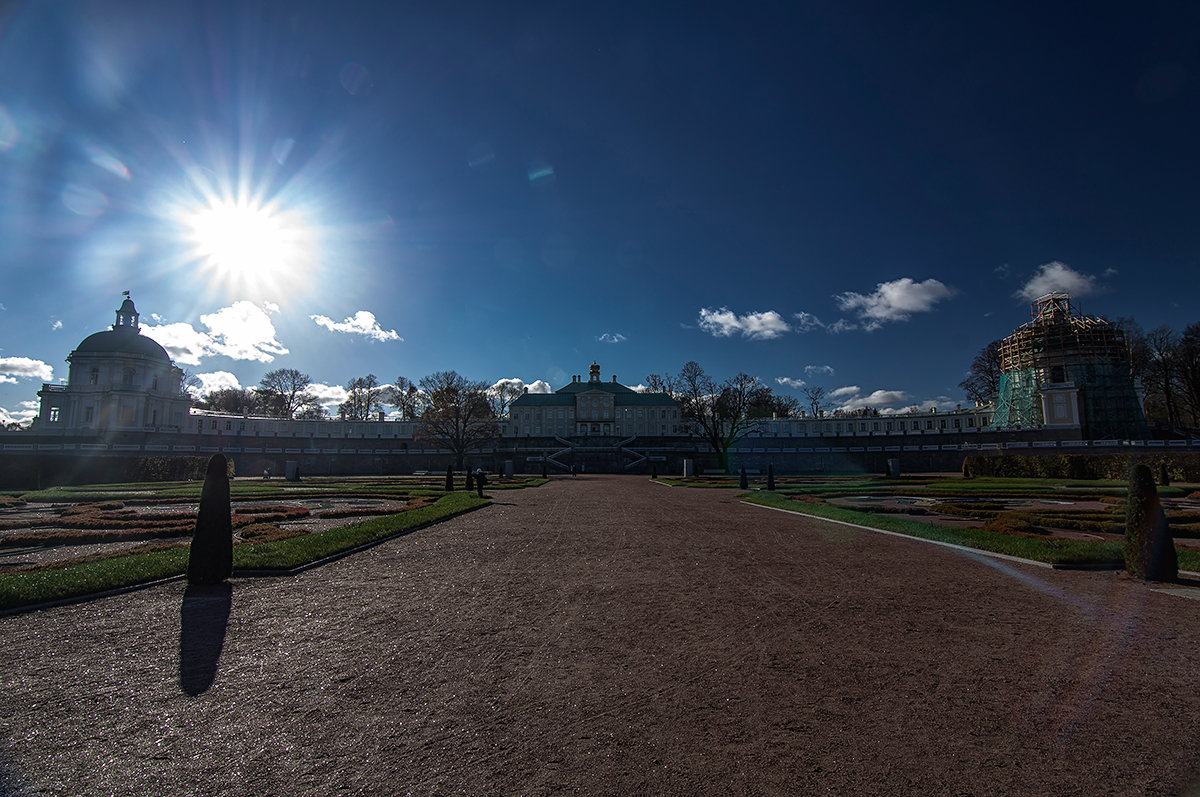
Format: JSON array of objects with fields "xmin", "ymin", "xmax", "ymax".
[{"xmin": 72, "ymin": 328, "xmax": 172, "ymax": 362}]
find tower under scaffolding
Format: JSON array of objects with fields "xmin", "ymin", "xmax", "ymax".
[{"xmin": 992, "ymin": 293, "xmax": 1147, "ymax": 439}]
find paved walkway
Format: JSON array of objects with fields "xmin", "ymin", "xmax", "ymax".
[{"xmin": 2, "ymin": 476, "xmax": 1199, "ymax": 795}]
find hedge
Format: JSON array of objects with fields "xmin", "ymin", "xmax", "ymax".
[{"xmin": 961, "ymin": 453, "xmax": 1200, "ymax": 482}]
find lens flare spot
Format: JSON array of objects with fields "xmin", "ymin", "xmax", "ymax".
[{"xmin": 0, "ymin": 106, "xmax": 18, "ymax": 150}]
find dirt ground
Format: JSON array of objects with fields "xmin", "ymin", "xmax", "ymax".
[{"xmin": 2, "ymin": 475, "xmax": 1200, "ymax": 796}]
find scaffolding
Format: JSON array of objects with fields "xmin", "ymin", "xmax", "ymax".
[{"xmin": 992, "ymin": 293, "xmax": 1147, "ymax": 438}]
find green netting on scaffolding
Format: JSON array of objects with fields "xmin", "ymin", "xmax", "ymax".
[
  {"xmin": 993, "ymin": 368, "xmax": 1042, "ymax": 428},
  {"xmin": 1068, "ymin": 361, "xmax": 1148, "ymax": 439}
]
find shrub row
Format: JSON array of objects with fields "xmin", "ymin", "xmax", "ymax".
[{"xmin": 963, "ymin": 453, "xmax": 1200, "ymax": 481}]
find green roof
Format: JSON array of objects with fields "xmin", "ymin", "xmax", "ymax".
[{"xmin": 511, "ymin": 378, "xmax": 678, "ymax": 409}]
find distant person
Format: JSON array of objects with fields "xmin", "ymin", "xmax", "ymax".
[
  {"xmin": 570, "ymin": 464, "xmax": 576, "ymax": 477},
  {"xmin": 475, "ymin": 468, "xmax": 487, "ymax": 497},
  {"xmin": 262, "ymin": 468, "xmax": 270, "ymax": 480}
]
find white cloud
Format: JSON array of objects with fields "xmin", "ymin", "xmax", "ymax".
[
  {"xmin": 310, "ymin": 310, "xmax": 401, "ymax": 342},
  {"xmin": 1015, "ymin": 261, "xmax": 1098, "ymax": 300},
  {"xmin": 491, "ymin": 377, "xmax": 553, "ymax": 396},
  {"xmin": 835, "ymin": 277, "xmax": 953, "ymax": 331},
  {"xmin": 698, "ymin": 307, "xmax": 791, "ymax": 340},
  {"xmin": 0, "ymin": 357, "xmax": 53, "ymax": 382},
  {"xmin": 142, "ymin": 322, "xmax": 213, "ymax": 366},
  {"xmin": 878, "ymin": 395, "xmax": 959, "ymax": 415},
  {"xmin": 832, "ymin": 386, "xmax": 914, "ymax": 412},
  {"xmin": 805, "ymin": 364, "xmax": 835, "ymax": 377},
  {"xmin": 630, "ymin": 384, "xmax": 650, "ymax": 393},
  {"xmin": 0, "ymin": 405, "xmax": 38, "ymax": 426},
  {"xmin": 142, "ymin": 301, "xmax": 288, "ymax": 366},
  {"xmin": 203, "ymin": 302, "xmax": 289, "ymax": 361},
  {"xmin": 189, "ymin": 371, "xmax": 242, "ymax": 398},
  {"xmin": 775, "ymin": 377, "xmax": 806, "ymax": 390},
  {"xmin": 792, "ymin": 312, "xmax": 825, "ymax": 333},
  {"xmin": 827, "ymin": 319, "xmax": 857, "ymax": 334},
  {"xmin": 51, "ymin": 320, "xmax": 62, "ymax": 330},
  {"xmin": 597, "ymin": 332, "xmax": 626, "ymax": 344},
  {"xmin": 307, "ymin": 382, "xmax": 349, "ymax": 409}
]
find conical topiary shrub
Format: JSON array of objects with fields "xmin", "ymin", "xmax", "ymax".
[
  {"xmin": 1124, "ymin": 463, "xmax": 1177, "ymax": 582},
  {"xmin": 542, "ymin": 462, "xmax": 548, "ymax": 479},
  {"xmin": 739, "ymin": 466, "xmax": 748, "ymax": 490},
  {"xmin": 445, "ymin": 465, "xmax": 454, "ymax": 492},
  {"xmin": 187, "ymin": 454, "xmax": 233, "ymax": 585},
  {"xmin": 466, "ymin": 470, "xmax": 475, "ymax": 491},
  {"xmin": 1158, "ymin": 461, "xmax": 1170, "ymax": 486},
  {"xmin": 766, "ymin": 463, "xmax": 775, "ymax": 491}
]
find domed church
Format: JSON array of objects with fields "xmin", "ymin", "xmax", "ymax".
[{"xmin": 36, "ymin": 295, "xmax": 191, "ymax": 433}]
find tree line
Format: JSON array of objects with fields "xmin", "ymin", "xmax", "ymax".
[{"xmin": 189, "ymin": 362, "xmax": 815, "ymax": 470}]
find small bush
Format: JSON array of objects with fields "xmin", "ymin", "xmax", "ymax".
[{"xmin": 1125, "ymin": 463, "xmax": 1177, "ymax": 582}]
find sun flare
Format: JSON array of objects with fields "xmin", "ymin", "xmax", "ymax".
[{"xmin": 182, "ymin": 198, "xmax": 318, "ymax": 293}]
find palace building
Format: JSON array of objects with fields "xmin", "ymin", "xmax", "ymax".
[
  {"xmin": 35, "ymin": 296, "xmax": 191, "ymax": 435},
  {"xmin": 508, "ymin": 362, "xmax": 682, "ymax": 438}
]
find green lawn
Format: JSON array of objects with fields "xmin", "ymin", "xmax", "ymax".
[{"xmin": 741, "ymin": 491, "xmax": 1200, "ymax": 573}]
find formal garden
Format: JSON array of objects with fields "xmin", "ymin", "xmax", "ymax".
[
  {"xmin": 659, "ymin": 462, "xmax": 1200, "ymax": 573},
  {"xmin": 0, "ymin": 472, "xmax": 545, "ymax": 611}
]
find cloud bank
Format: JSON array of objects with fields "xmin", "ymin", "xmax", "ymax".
[
  {"xmin": 775, "ymin": 376, "xmax": 806, "ymax": 390},
  {"xmin": 0, "ymin": 357, "xmax": 53, "ymax": 384},
  {"xmin": 142, "ymin": 301, "xmax": 288, "ymax": 366},
  {"xmin": 597, "ymin": 332, "xmax": 626, "ymax": 344}
]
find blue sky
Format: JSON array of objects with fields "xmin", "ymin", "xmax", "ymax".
[{"xmin": 2, "ymin": 1, "xmax": 1198, "ymax": 424}]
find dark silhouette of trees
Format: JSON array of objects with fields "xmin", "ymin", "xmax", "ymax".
[
  {"xmin": 338, "ymin": 374, "xmax": 386, "ymax": 421},
  {"xmin": 196, "ymin": 387, "xmax": 262, "ymax": 415},
  {"xmin": 417, "ymin": 371, "xmax": 498, "ymax": 469},
  {"xmin": 959, "ymin": 339, "xmax": 1003, "ymax": 404},
  {"xmin": 389, "ymin": 376, "xmax": 424, "ymax": 420},
  {"xmin": 256, "ymin": 368, "xmax": 320, "ymax": 419},
  {"xmin": 675, "ymin": 361, "xmax": 769, "ymax": 472},
  {"xmin": 487, "ymin": 379, "xmax": 527, "ymax": 419},
  {"xmin": 801, "ymin": 385, "xmax": 831, "ymax": 417}
]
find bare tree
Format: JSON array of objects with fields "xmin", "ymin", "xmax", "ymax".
[
  {"xmin": 388, "ymin": 376, "xmax": 424, "ymax": 420},
  {"xmin": 1178, "ymin": 322, "xmax": 1200, "ymax": 429},
  {"xmin": 338, "ymin": 374, "xmax": 386, "ymax": 421},
  {"xmin": 958, "ymin": 339, "xmax": 1003, "ymax": 404},
  {"xmin": 256, "ymin": 368, "xmax": 320, "ymax": 419},
  {"xmin": 675, "ymin": 362, "xmax": 766, "ymax": 471},
  {"xmin": 645, "ymin": 372, "xmax": 679, "ymax": 395},
  {"xmin": 487, "ymin": 378, "xmax": 527, "ymax": 419},
  {"xmin": 801, "ymin": 385, "xmax": 831, "ymax": 417},
  {"xmin": 416, "ymin": 371, "xmax": 498, "ymax": 468},
  {"xmin": 1144, "ymin": 326, "xmax": 1181, "ymax": 427}
]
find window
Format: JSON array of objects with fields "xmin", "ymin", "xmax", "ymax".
[
  {"xmin": 84, "ymin": 406, "xmax": 94, "ymax": 423},
  {"xmin": 122, "ymin": 368, "xmax": 135, "ymax": 385},
  {"xmin": 49, "ymin": 407, "xmax": 60, "ymax": 422},
  {"xmin": 225, "ymin": 420, "xmax": 232, "ymax": 431},
  {"xmin": 89, "ymin": 368, "xmax": 99, "ymax": 385},
  {"xmin": 151, "ymin": 375, "xmax": 158, "ymax": 390}
]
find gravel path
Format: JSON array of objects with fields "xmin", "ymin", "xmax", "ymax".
[{"xmin": 2, "ymin": 476, "xmax": 1199, "ymax": 796}]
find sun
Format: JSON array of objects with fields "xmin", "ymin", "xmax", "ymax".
[{"xmin": 182, "ymin": 197, "xmax": 318, "ymax": 293}]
